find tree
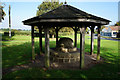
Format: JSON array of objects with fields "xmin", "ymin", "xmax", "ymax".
[
  {"xmin": 101, "ymin": 25, "xmax": 106, "ymax": 31},
  {"xmin": 0, "ymin": 3, "xmax": 6, "ymax": 22},
  {"xmin": 59, "ymin": 27, "xmax": 74, "ymax": 36},
  {"xmin": 36, "ymin": 0, "xmax": 63, "ymax": 16},
  {"xmin": 36, "ymin": 0, "xmax": 63, "ymax": 38},
  {"xmin": 86, "ymin": 27, "xmax": 89, "ymax": 34},
  {"xmin": 115, "ymin": 21, "xmax": 120, "ymax": 26}
]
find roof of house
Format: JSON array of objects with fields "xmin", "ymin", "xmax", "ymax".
[
  {"xmin": 23, "ymin": 4, "xmax": 110, "ymax": 25},
  {"xmin": 104, "ymin": 26, "xmax": 120, "ymax": 31},
  {"xmin": 105, "ymin": 27, "xmax": 108, "ymax": 30},
  {"xmin": 110, "ymin": 26, "xmax": 120, "ymax": 31}
]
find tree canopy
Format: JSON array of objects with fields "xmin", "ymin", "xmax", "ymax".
[
  {"xmin": 36, "ymin": 0, "xmax": 64, "ymax": 36},
  {"xmin": 36, "ymin": 0, "xmax": 63, "ymax": 16},
  {"xmin": 101, "ymin": 26, "xmax": 106, "ymax": 31},
  {"xmin": 36, "ymin": 0, "xmax": 79, "ymax": 36},
  {"xmin": 0, "ymin": 3, "xmax": 6, "ymax": 22},
  {"xmin": 115, "ymin": 21, "xmax": 120, "ymax": 26}
]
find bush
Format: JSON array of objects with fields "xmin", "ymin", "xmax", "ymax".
[
  {"xmin": 13, "ymin": 31, "xmax": 31, "ymax": 35},
  {"xmin": 59, "ymin": 32, "xmax": 73, "ymax": 36},
  {"xmin": 4, "ymin": 32, "xmax": 15, "ymax": 36},
  {"xmin": 2, "ymin": 34, "xmax": 14, "ymax": 41}
]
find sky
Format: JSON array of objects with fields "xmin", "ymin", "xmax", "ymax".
[{"xmin": 0, "ymin": 0, "xmax": 119, "ymax": 30}]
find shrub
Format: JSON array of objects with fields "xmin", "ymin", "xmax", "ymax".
[
  {"xmin": 2, "ymin": 34, "xmax": 14, "ymax": 41},
  {"xmin": 14, "ymin": 31, "xmax": 31, "ymax": 35},
  {"xmin": 4, "ymin": 32, "xmax": 15, "ymax": 36}
]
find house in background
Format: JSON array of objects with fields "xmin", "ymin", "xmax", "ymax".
[{"xmin": 101, "ymin": 26, "xmax": 120, "ymax": 37}]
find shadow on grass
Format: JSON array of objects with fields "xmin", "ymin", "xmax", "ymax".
[
  {"xmin": 2, "ymin": 42, "xmax": 32, "ymax": 68},
  {"xmin": 2, "ymin": 40, "xmax": 119, "ymax": 79},
  {"xmin": 2, "ymin": 40, "xmax": 56, "ymax": 68}
]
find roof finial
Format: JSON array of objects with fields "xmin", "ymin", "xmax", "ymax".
[{"xmin": 64, "ymin": 0, "xmax": 67, "ymax": 4}]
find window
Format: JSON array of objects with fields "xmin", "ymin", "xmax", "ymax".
[{"xmin": 113, "ymin": 32, "xmax": 117, "ymax": 34}]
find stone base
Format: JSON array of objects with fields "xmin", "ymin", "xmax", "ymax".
[{"xmin": 50, "ymin": 48, "xmax": 80, "ymax": 63}]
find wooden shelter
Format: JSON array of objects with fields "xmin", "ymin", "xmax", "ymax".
[{"xmin": 23, "ymin": 4, "xmax": 110, "ymax": 69}]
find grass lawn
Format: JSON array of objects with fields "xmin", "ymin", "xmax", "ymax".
[{"xmin": 2, "ymin": 34, "xmax": 119, "ymax": 79}]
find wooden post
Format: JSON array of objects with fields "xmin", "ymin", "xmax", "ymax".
[
  {"xmin": 74, "ymin": 27, "xmax": 77, "ymax": 47},
  {"xmin": 56, "ymin": 27, "xmax": 58, "ymax": 46},
  {"xmin": 39, "ymin": 27, "xmax": 42, "ymax": 55},
  {"xmin": 45, "ymin": 27, "xmax": 50, "ymax": 68},
  {"xmin": 97, "ymin": 25, "xmax": 101, "ymax": 61},
  {"xmin": 9, "ymin": 5, "xmax": 11, "ymax": 38},
  {"xmin": 90, "ymin": 26, "xmax": 94, "ymax": 55},
  {"xmin": 80, "ymin": 26, "xmax": 86, "ymax": 69},
  {"xmin": 31, "ymin": 26, "xmax": 35, "ymax": 60}
]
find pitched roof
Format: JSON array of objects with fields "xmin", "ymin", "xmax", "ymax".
[
  {"xmin": 110, "ymin": 26, "xmax": 120, "ymax": 31},
  {"xmin": 40, "ymin": 5, "xmax": 109, "ymax": 20},
  {"xmin": 23, "ymin": 4, "xmax": 110, "ymax": 25},
  {"xmin": 105, "ymin": 27, "xmax": 108, "ymax": 30}
]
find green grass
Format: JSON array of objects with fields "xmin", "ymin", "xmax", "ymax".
[{"xmin": 2, "ymin": 34, "xmax": 119, "ymax": 79}]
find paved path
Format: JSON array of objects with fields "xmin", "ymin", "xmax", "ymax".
[{"xmin": 88, "ymin": 35, "xmax": 120, "ymax": 41}]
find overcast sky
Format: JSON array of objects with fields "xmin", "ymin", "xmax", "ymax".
[{"xmin": 0, "ymin": 0, "xmax": 119, "ymax": 30}]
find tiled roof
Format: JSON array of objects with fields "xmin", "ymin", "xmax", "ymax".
[
  {"xmin": 110, "ymin": 26, "xmax": 120, "ymax": 31},
  {"xmin": 105, "ymin": 27, "xmax": 108, "ymax": 30}
]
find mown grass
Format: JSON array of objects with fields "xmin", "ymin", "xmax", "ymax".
[{"xmin": 2, "ymin": 34, "xmax": 119, "ymax": 79}]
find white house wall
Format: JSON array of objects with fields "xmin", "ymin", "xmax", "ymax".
[
  {"xmin": 107, "ymin": 27, "xmax": 112, "ymax": 32},
  {"xmin": 101, "ymin": 26, "xmax": 119, "ymax": 37},
  {"xmin": 111, "ymin": 31, "xmax": 118, "ymax": 37},
  {"xmin": 102, "ymin": 28, "xmax": 107, "ymax": 32}
]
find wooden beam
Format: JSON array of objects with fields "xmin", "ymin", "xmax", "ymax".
[
  {"xmin": 24, "ymin": 18, "xmax": 109, "ymax": 25},
  {"xmin": 97, "ymin": 25, "xmax": 101, "ymax": 60},
  {"xmin": 74, "ymin": 27, "xmax": 77, "ymax": 47},
  {"xmin": 80, "ymin": 26, "xmax": 86, "ymax": 69},
  {"xmin": 56, "ymin": 27, "xmax": 58, "ymax": 46},
  {"xmin": 90, "ymin": 26, "xmax": 95, "ymax": 55},
  {"xmin": 31, "ymin": 26, "xmax": 35, "ymax": 60},
  {"xmin": 45, "ymin": 27, "xmax": 50, "ymax": 68},
  {"xmin": 39, "ymin": 27, "xmax": 42, "ymax": 55}
]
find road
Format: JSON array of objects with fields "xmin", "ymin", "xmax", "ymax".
[{"xmin": 88, "ymin": 35, "xmax": 120, "ymax": 41}]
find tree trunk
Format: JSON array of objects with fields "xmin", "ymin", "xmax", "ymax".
[{"xmin": 52, "ymin": 34, "xmax": 54, "ymax": 38}]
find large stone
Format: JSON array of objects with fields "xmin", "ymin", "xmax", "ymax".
[
  {"xmin": 56, "ymin": 37, "xmax": 77, "ymax": 53},
  {"xmin": 57, "ymin": 37, "xmax": 74, "ymax": 48}
]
